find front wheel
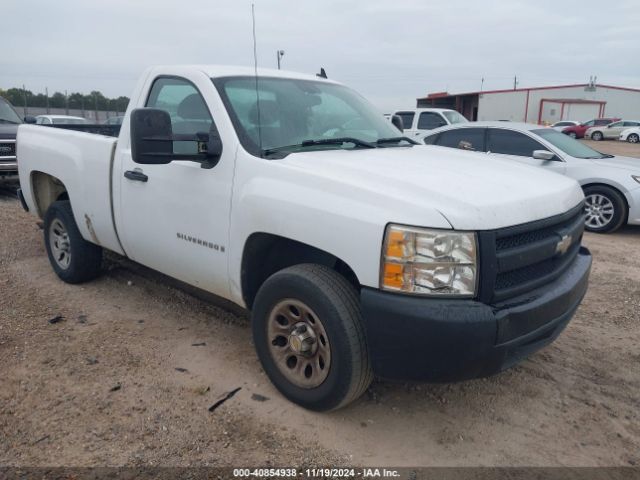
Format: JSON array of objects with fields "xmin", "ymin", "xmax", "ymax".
[
  {"xmin": 252, "ymin": 264, "xmax": 372, "ymax": 411},
  {"xmin": 627, "ymin": 133, "xmax": 639, "ymax": 144},
  {"xmin": 44, "ymin": 200, "xmax": 103, "ymax": 283},
  {"xmin": 583, "ymin": 186, "xmax": 627, "ymax": 233},
  {"xmin": 591, "ymin": 131, "xmax": 604, "ymax": 141}
]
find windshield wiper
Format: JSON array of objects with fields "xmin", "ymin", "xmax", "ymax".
[
  {"xmin": 263, "ymin": 137, "xmax": 376, "ymax": 157},
  {"xmin": 376, "ymin": 136, "xmax": 418, "ymax": 145}
]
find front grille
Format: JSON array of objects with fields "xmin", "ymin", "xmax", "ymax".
[
  {"xmin": 0, "ymin": 141, "xmax": 16, "ymax": 158},
  {"xmin": 478, "ymin": 203, "xmax": 585, "ymax": 303}
]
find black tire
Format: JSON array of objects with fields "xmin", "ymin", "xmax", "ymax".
[
  {"xmin": 591, "ymin": 131, "xmax": 604, "ymax": 141},
  {"xmin": 44, "ymin": 200, "xmax": 103, "ymax": 283},
  {"xmin": 252, "ymin": 264, "xmax": 372, "ymax": 411},
  {"xmin": 628, "ymin": 133, "xmax": 639, "ymax": 144},
  {"xmin": 583, "ymin": 185, "xmax": 627, "ymax": 233}
]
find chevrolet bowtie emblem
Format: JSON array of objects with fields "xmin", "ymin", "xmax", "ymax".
[{"xmin": 556, "ymin": 234, "xmax": 572, "ymax": 255}]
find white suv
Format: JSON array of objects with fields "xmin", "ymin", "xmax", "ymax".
[{"xmin": 390, "ymin": 108, "xmax": 468, "ymax": 141}]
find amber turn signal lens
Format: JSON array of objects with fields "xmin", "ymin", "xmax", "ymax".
[{"xmin": 382, "ymin": 262, "xmax": 404, "ymax": 289}]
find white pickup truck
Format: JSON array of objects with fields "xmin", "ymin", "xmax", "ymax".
[{"xmin": 17, "ymin": 65, "xmax": 592, "ymax": 411}]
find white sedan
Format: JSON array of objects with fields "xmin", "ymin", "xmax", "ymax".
[
  {"xmin": 423, "ymin": 121, "xmax": 640, "ymax": 233},
  {"xmin": 620, "ymin": 127, "xmax": 640, "ymax": 144},
  {"xmin": 35, "ymin": 115, "xmax": 88, "ymax": 125}
]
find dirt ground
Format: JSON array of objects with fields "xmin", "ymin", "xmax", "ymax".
[{"xmin": 1, "ymin": 140, "xmax": 639, "ymax": 467}]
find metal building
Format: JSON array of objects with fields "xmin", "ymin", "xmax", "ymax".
[{"xmin": 417, "ymin": 83, "xmax": 640, "ymax": 124}]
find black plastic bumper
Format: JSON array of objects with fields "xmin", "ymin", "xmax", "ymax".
[{"xmin": 360, "ymin": 247, "xmax": 592, "ymax": 382}]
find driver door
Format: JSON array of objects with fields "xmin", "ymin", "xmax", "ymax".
[{"xmin": 117, "ymin": 76, "xmax": 235, "ymax": 297}]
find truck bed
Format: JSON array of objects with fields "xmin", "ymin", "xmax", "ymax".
[
  {"xmin": 47, "ymin": 123, "xmax": 121, "ymax": 137},
  {"xmin": 17, "ymin": 124, "xmax": 124, "ymax": 255}
]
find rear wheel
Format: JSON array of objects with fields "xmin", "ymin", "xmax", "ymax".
[
  {"xmin": 44, "ymin": 200, "xmax": 103, "ymax": 283},
  {"xmin": 583, "ymin": 186, "xmax": 627, "ymax": 233},
  {"xmin": 252, "ymin": 264, "xmax": 372, "ymax": 411},
  {"xmin": 627, "ymin": 133, "xmax": 639, "ymax": 144},
  {"xmin": 591, "ymin": 131, "xmax": 604, "ymax": 141}
]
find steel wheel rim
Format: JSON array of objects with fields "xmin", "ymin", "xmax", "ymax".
[
  {"xmin": 585, "ymin": 194, "xmax": 615, "ymax": 229},
  {"xmin": 49, "ymin": 219, "xmax": 71, "ymax": 269},
  {"xmin": 266, "ymin": 299, "xmax": 331, "ymax": 389}
]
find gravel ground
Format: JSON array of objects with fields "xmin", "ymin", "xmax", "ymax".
[{"xmin": 0, "ymin": 141, "xmax": 639, "ymax": 467}]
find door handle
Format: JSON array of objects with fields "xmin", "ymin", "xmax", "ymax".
[{"xmin": 124, "ymin": 170, "xmax": 148, "ymax": 182}]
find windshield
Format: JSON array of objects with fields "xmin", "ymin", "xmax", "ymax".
[
  {"xmin": 533, "ymin": 129, "xmax": 610, "ymax": 159},
  {"xmin": 442, "ymin": 110, "xmax": 468, "ymax": 125},
  {"xmin": 213, "ymin": 76, "xmax": 405, "ymax": 158},
  {"xmin": 0, "ymin": 97, "xmax": 22, "ymax": 124}
]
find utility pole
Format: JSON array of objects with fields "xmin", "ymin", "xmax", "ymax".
[
  {"xmin": 480, "ymin": 77, "xmax": 484, "ymax": 92},
  {"xmin": 46, "ymin": 87, "xmax": 50, "ymax": 114},
  {"xmin": 276, "ymin": 50, "xmax": 285, "ymax": 69},
  {"xmin": 65, "ymin": 90, "xmax": 69, "ymax": 115},
  {"xmin": 513, "ymin": 75, "xmax": 518, "ymax": 90},
  {"xmin": 22, "ymin": 84, "xmax": 27, "ymax": 117}
]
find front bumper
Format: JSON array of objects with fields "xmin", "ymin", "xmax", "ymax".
[
  {"xmin": 360, "ymin": 247, "xmax": 591, "ymax": 382},
  {"xmin": 626, "ymin": 188, "xmax": 640, "ymax": 226}
]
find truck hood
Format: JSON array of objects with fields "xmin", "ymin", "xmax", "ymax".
[
  {"xmin": 279, "ymin": 145, "xmax": 584, "ymax": 230},
  {"xmin": 0, "ymin": 124, "xmax": 19, "ymax": 140}
]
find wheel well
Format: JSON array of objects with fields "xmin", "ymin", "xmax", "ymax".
[
  {"xmin": 241, "ymin": 233, "xmax": 360, "ymax": 309},
  {"xmin": 582, "ymin": 182, "xmax": 630, "ymax": 215},
  {"xmin": 31, "ymin": 171, "xmax": 69, "ymax": 218}
]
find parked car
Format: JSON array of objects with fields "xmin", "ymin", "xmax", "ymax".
[
  {"xmin": 17, "ymin": 65, "xmax": 591, "ymax": 410},
  {"xmin": 391, "ymin": 108, "xmax": 468, "ymax": 141},
  {"xmin": 585, "ymin": 120, "xmax": 640, "ymax": 141},
  {"xmin": 550, "ymin": 120, "xmax": 580, "ymax": 132},
  {"xmin": 103, "ymin": 115, "xmax": 124, "ymax": 126},
  {"xmin": 561, "ymin": 118, "xmax": 620, "ymax": 139},
  {"xmin": 0, "ymin": 96, "xmax": 22, "ymax": 183},
  {"xmin": 424, "ymin": 122, "xmax": 640, "ymax": 233},
  {"xmin": 620, "ymin": 127, "xmax": 640, "ymax": 144},
  {"xmin": 35, "ymin": 115, "xmax": 88, "ymax": 125}
]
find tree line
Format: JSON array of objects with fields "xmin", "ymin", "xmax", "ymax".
[{"xmin": 0, "ymin": 87, "xmax": 129, "ymax": 112}]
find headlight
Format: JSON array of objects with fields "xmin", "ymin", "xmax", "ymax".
[
  {"xmin": 633, "ymin": 175, "xmax": 640, "ymax": 184},
  {"xmin": 381, "ymin": 225, "xmax": 478, "ymax": 297}
]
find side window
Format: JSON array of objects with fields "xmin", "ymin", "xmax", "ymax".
[
  {"xmin": 594, "ymin": 119, "xmax": 610, "ymax": 126},
  {"xmin": 417, "ymin": 112, "xmax": 447, "ymax": 130},
  {"xmin": 146, "ymin": 77, "xmax": 215, "ymax": 153},
  {"xmin": 583, "ymin": 120, "xmax": 595, "ymax": 127},
  {"xmin": 623, "ymin": 121, "xmax": 639, "ymax": 127},
  {"xmin": 435, "ymin": 128, "xmax": 486, "ymax": 151},
  {"xmin": 487, "ymin": 129, "xmax": 545, "ymax": 157},
  {"xmin": 608, "ymin": 121, "xmax": 622, "ymax": 127},
  {"xmin": 395, "ymin": 112, "xmax": 415, "ymax": 130},
  {"xmin": 423, "ymin": 134, "xmax": 437, "ymax": 145}
]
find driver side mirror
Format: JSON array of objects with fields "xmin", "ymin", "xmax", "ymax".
[
  {"xmin": 391, "ymin": 114, "xmax": 404, "ymax": 132},
  {"xmin": 533, "ymin": 150, "xmax": 558, "ymax": 161},
  {"xmin": 130, "ymin": 108, "xmax": 222, "ymax": 169}
]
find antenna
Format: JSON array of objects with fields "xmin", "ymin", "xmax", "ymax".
[{"xmin": 251, "ymin": 4, "xmax": 263, "ymax": 153}]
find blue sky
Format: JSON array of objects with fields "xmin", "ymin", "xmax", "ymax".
[{"xmin": 1, "ymin": 0, "xmax": 638, "ymax": 111}]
